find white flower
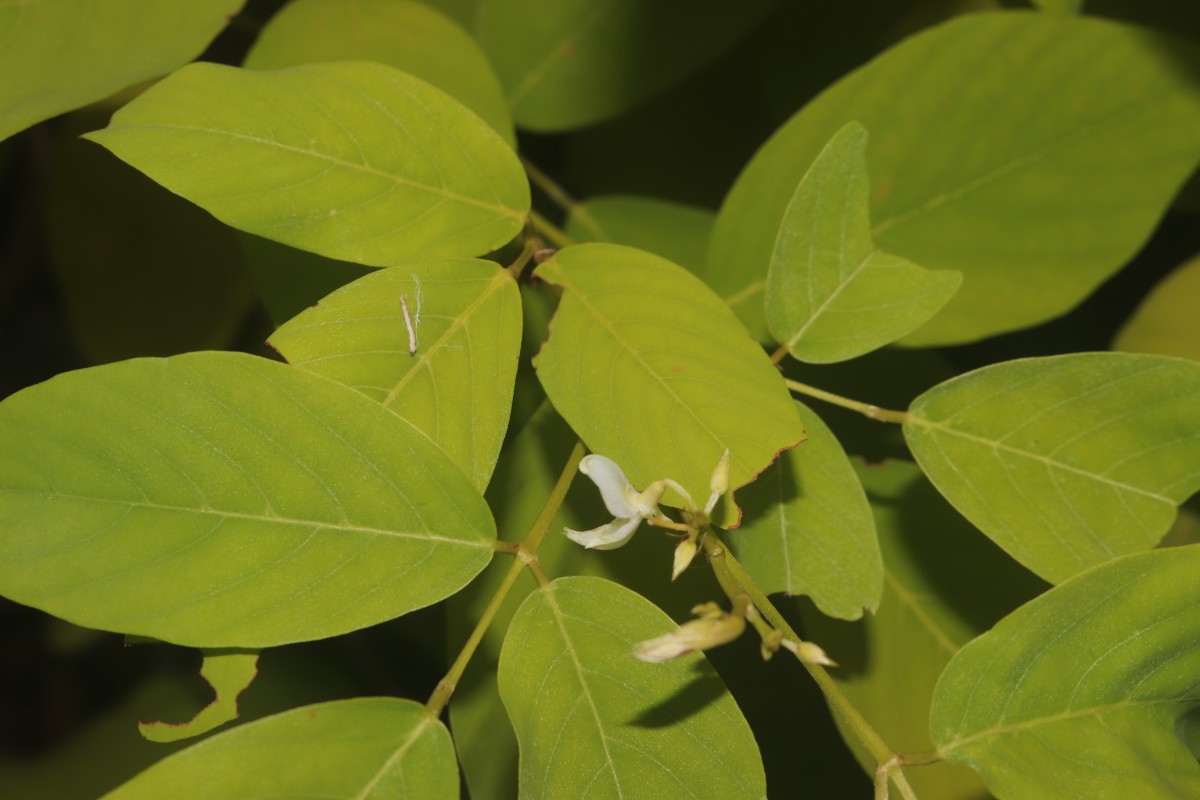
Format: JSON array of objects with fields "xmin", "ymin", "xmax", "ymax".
[{"xmin": 564, "ymin": 455, "xmax": 664, "ymax": 550}]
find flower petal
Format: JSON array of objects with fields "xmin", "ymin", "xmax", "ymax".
[
  {"xmin": 563, "ymin": 516, "xmax": 641, "ymax": 550},
  {"xmin": 579, "ymin": 454, "xmax": 639, "ymax": 518}
]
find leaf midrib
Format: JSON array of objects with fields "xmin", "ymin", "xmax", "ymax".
[
  {"xmin": 382, "ymin": 269, "xmax": 512, "ymax": 407},
  {"xmin": 544, "ymin": 585, "xmax": 626, "ymax": 799},
  {"xmin": 352, "ymin": 712, "xmax": 438, "ymax": 800},
  {"xmin": 906, "ymin": 414, "xmax": 1175, "ymax": 505},
  {"xmin": 7, "ymin": 487, "xmax": 490, "ymax": 549},
  {"xmin": 95, "ymin": 122, "xmax": 527, "ymax": 220},
  {"xmin": 939, "ymin": 694, "xmax": 1196, "ymax": 755}
]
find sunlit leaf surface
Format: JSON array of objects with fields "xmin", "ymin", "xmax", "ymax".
[
  {"xmin": 0, "ymin": 351, "xmax": 494, "ymax": 647},
  {"xmin": 711, "ymin": 13, "xmax": 1200, "ymax": 344},
  {"xmin": 0, "ymin": 0, "xmax": 243, "ymax": 141},
  {"xmin": 730, "ymin": 402, "xmax": 882, "ymax": 620},
  {"xmin": 107, "ymin": 698, "xmax": 457, "ymax": 799},
  {"xmin": 85, "ymin": 62, "xmax": 529, "ymax": 266},
  {"xmin": 534, "ymin": 243, "xmax": 804, "ymax": 524},
  {"xmin": 932, "ymin": 545, "xmax": 1200, "ymax": 799},
  {"xmin": 905, "ymin": 353, "xmax": 1200, "ymax": 583},
  {"xmin": 245, "ymin": 0, "xmax": 514, "ymax": 145},
  {"xmin": 799, "ymin": 460, "xmax": 1046, "ymax": 799},
  {"xmin": 766, "ymin": 122, "xmax": 960, "ymax": 362},
  {"xmin": 498, "ymin": 576, "xmax": 765, "ymax": 799},
  {"xmin": 270, "ymin": 258, "xmax": 522, "ymax": 492}
]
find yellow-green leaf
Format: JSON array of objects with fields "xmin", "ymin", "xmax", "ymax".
[
  {"xmin": 269, "ymin": 259, "xmax": 522, "ymax": 492},
  {"xmin": 766, "ymin": 122, "xmax": 960, "ymax": 362},
  {"xmin": 0, "ymin": 351, "xmax": 495, "ymax": 647},
  {"xmin": 85, "ymin": 62, "xmax": 529, "ymax": 266},
  {"xmin": 245, "ymin": 0, "xmax": 514, "ymax": 145},
  {"xmin": 1113, "ymin": 253, "xmax": 1200, "ymax": 362},
  {"xmin": 711, "ymin": 13, "xmax": 1200, "ymax": 344},
  {"xmin": 138, "ymin": 650, "xmax": 259, "ymax": 743},
  {"xmin": 498, "ymin": 576, "xmax": 765, "ymax": 799},
  {"xmin": 932, "ymin": 545, "xmax": 1200, "ymax": 799},
  {"xmin": 0, "ymin": 0, "xmax": 243, "ymax": 141},
  {"xmin": 730, "ymin": 402, "xmax": 882, "ymax": 620},
  {"xmin": 534, "ymin": 243, "xmax": 804, "ymax": 524},
  {"xmin": 904, "ymin": 353, "xmax": 1200, "ymax": 583},
  {"xmin": 107, "ymin": 698, "xmax": 457, "ymax": 798}
]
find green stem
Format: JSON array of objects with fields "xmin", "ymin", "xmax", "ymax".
[
  {"xmin": 521, "ymin": 441, "xmax": 585, "ymax": 553},
  {"xmin": 701, "ymin": 532, "xmax": 918, "ymax": 800},
  {"xmin": 784, "ymin": 379, "xmax": 909, "ymax": 424},
  {"xmin": 521, "ymin": 158, "xmax": 606, "ymax": 239},
  {"xmin": 424, "ymin": 441, "xmax": 585, "ymax": 718},
  {"xmin": 425, "ymin": 556, "xmax": 526, "ymax": 717},
  {"xmin": 506, "ymin": 237, "xmax": 539, "ymax": 281},
  {"xmin": 529, "ymin": 210, "xmax": 575, "ymax": 249}
]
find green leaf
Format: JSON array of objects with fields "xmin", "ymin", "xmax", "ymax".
[
  {"xmin": 475, "ymin": 0, "xmax": 775, "ymax": 132},
  {"xmin": 0, "ymin": 0, "xmax": 243, "ymax": 141},
  {"xmin": 239, "ymin": 234, "xmax": 374, "ymax": 327},
  {"xmin": 931, "ymin": 545, "xmax": 1200, "ymax": 799},
  {"xmin": 564, "ymin": 195, "xmax": 715, "ymax": 273},
  {"xmin": 498, "ymin": 576, "xmax": 766, "ymax": 799},
  {"xmin": 245, "ymin": 0, "xmax": 514, "ymax": 146},
  {"xmin": 710, "ymin": 12, "xmax": 1200, "ymax": 344},
  {"xmin": 138, "ymin": 650, "xmax": 259, "ymax": 743},
  {"xmin": 1114, "ymin": 253, "xmax": 1200, "ymax": 362},
  {"xmin": 107, "ymin": 698, "xmax": 458, "ymax": 798},
  {"xmin": 534, "ymin": 243, "xmax": 805, "ymax": 525},
  {"xmin": 0, "ymin": 351, "xmax": 494, "ymax": 647},
  {"xmin": 450, "ymin": 403, "xmax": 728, "ymax": 800},
  {"xmin": 45, "ymin": 109, "xmax": 254, "ymax": 364},
  {"xmin": 766, "ymin": 122, "xmax": 960, "ymax": 362},
  {"xmin": 798, "ymin": 460, "xmax": 1046, "ymax": 799},
  {"xmin": 729, "ymin": 402, "xmax": 883, "ymax": 620},
  {"xmin": 904, "ymin": 353, "xmax": 1200, "ymax": 584},
  {"xmin": 1032, "ymin": 0, "xmax": 1085, "ymax": 13},
  {"xmin": 269, "ymin": 258, "xmax": 522, "ymax": 492},
  {"xmin": 84, "ymin": 61, "xmax": 529, "ymax": 266}
]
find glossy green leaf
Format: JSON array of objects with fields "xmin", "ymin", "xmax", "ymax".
[
  {"xmin": 904, "ymin": 353, "xmax": 1200, "ymax": 584},
  {"xmin": 0, "ymin": 0, "xmax": 243, "ymax": 141},
  {"xmin": 799, "ymin": 460, "xmax": 1046, "ymax": 800},
  {"xmin": 269, "ymin": 258, "xmax": 522, "ymax": 492},
  {"xmin": 729, "ymin": 401, "xmax": 882, "ymax": 620},
  {"xmin": 1114, "ymin": 253, "xmax": 1200, "ymax": 362},
  {"xmin": 139, "ymin": 650, "xmax": 259, "ymax": 743},
  {"xmin": 766, "ymin": 122, "xmax": 961, "ymax": 362},
  {"xmin": 84, "ymin": 61, "xmax": 529, "ymax": 266},
  {"xmin": 710, "ymin": 12, "xmax": 1200, "ymax": 344},
  {"xmin": 564, "ymin": 195, "xmax": 714, "ymax": 273},
  {"xmin": 245, "ymin": 0, "xmax": 514, "ymax": 146},
  {"xmin": 475, "ymin": 0, "xmax": 775, "ymax": 131},
  {"xmin": 45, "ymin": 109, "xmax": 254, "ymax": 364},
  {"xmin": 534, "ymin": 243, "xmax": 805, "ymax": 525},
  {"xmin": 498, "ymin": 576, "xmax": 765, "ymax": 799},
  {"xmin": 0, "ymin": 351, "xmax": 494, "ymax": 647},
  {"xmin": 108, "ymin": 698, "xmax": 457, "ymax": 798},
  {"xmin": 932, "ymin": 544, "xmax": 1200, "ymax": 799}
]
